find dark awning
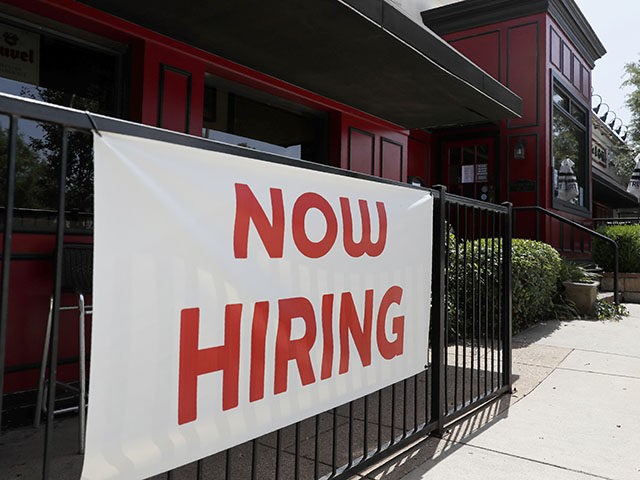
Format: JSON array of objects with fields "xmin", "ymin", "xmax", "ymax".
[
  {"xmin": 78, "ymin": 0, "xmax": 521, "ymax": 129},
  {"xmin": 593, "ymin": 169, "xmax": 639, "ymax": 209}
]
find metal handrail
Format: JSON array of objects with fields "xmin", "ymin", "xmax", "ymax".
[{"xmin": 513, "ymin": 206, "xmax": 619, "ymax": 305}]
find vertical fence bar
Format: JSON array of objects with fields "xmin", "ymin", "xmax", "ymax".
[
  {"xmin": 348, "ymin": 402, "xmax": 353, "ymax": 465},
  {"xmin": 430, "ymin": 186, "xmax": 447, "ymax": 434},
  {"xmin": 294, "ymin": 422, "xmax": 300, "ymax": 480},
  {"xmin": 332, "ymin": 407, "xmax": 338, "ymax": 475},
  {"xmin": 501, "ymin": 203, "xmax": 513, "ymax": 391},
  {"xmin": 443, "ymin": 202, "xmax": 449, "ymax": 415},
  {"xmin": 461, "ymin": 205, "xmax": 468, "ymax": 409},
  {"xmin": 390, "ymin": 384, "xmax": 396, "ymax": 445},
  {"xmin": 0, "ymin": 115, "xmax": 17, "ymax": 430},
  {"xmin": 275, "ymin": 430, "xmax": 281, "ymax": 480},
  {"xmin": 377, "ymin": 391, "xmax": 382, "ymax": 453},
  {"xmin": 454, "ymin": 203, "xmax": 460, "ymax": 411},
  {"xmin": 43, "ymin": 127, "xmax": 69, "ymax": 480},
  {"xmin": 471, "ymin": 208, "xmax": 477, "ymax": 402},
  {"xmin": 613, "ymin": 243, "xmax": 619, "ymax": 306},
  {"xmin": 490, "ymin": 213, "xmax": 496, "ymax": 392},
  {"xmin": 402, "ymin": 380, "xmax": 407, "ymax": 438},
  {"xmin": 363, "ymin": 397, "xmax": 369, "ymax": 460},
  {"xmin": 416, "ymin": 374, "xmax": 420, "ymax": 436},
  {"xmin": 314, "ymin": 415, "xmax": 320, "ymax": 479},
  {"xmin": 484, "ymin": 210, "xmax": 489, "ymax": 396},
  {"xmin": 251, "ymin": 439, "xmax": 257, "ymax": 480},
  {"xmin": 497, "ymin": 210, "xmax": 503, "ymax": 385}
]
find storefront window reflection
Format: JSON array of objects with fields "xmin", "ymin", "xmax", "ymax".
[
  {"xmin": 0, "ymin": 20, "xmax": 122, "ymax": 228},
  {"xmin": 202, "ymin": 77, "xmax": 327, "ymax": 164},
  {"xmin": 552, "ymin": 84, "xmax": 588, "ymax": 209}
]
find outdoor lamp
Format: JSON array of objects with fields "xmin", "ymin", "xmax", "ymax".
[
  {"xmin": 598, "ymin": 103, "xmax": 610, "ymax": 122},
  {"xmin": 592, "ymin": 94, "xmax": 602, "ymax": 114},
  {"xmin": 513, "ymin": 140, "xmax": 526, "ymax": 160},
  {"xmin": 610, "ymin": 117, "xmax": 622, "ymax": 133}
]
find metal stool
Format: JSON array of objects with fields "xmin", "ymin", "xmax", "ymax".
[{"xmin": 34, "ymin": 243, "xmax": 93, "ymax": 454}]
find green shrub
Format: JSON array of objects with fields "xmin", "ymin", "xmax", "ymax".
[
  {"xmin": 592, "ymin": 225, "xmax": 640, "ymax": 272},
  {"xmin": 593, "ymin": 299, "xmax": 629, "ymax": 320},
  {"xmin": 511, "ymin": 239, "xmax": 562, "ymax": 330},
  {"xmin": 558, "ymin": 259, "xmax": 600, "ymax": 284},
  {"xmin": 446, "ymin": 238, "xmax": 561, "ymax": 335}
]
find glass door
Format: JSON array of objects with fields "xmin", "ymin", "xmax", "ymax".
[{"xmin": 444, "ymin": 138, "xmax": 496, "ymax": 202}]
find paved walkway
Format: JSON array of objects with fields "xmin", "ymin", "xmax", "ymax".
[{"xmin": 359, "ymin": 304, "xmax": 640, "ymax": 480}]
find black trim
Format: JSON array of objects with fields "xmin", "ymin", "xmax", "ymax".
[
  {"xmin": 157, "ymin": 64, "xmax": 192, "ymax": 133},
  {"xmin": 421, "ymin": 0, "xmax": 605, "ymax": 68},
  {"xmin": 78, "ymin": 0, "xmax": 521, "ymax": 128}
]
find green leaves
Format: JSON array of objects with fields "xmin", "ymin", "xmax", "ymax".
[
  {"xmin": 593, "ymin": 224, "xmax": 640, "ymax": 272},
  {"xmin": 445, "ymin": 237, "xmax": 561, "ymax": 335}
]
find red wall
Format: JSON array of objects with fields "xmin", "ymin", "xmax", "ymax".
[{"xmin": 339, "ymin": 113, "xmax": 409, "ymax": 181}]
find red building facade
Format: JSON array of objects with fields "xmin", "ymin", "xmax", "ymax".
[
  {"xmin": 423, "ymin": 0, "xmax": 609, "ymax": 240},
  {"xmin": 2, "ymin": 0, "xmax": 632, "ymax": 415},
  {"xmin": 0, "ymin": 0, "xmax": 521, "ymax": 398}
]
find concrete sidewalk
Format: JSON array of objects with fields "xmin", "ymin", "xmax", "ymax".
[{"xmin": 360, "ymin": 304, "xmax": 640, "ymax": 480}]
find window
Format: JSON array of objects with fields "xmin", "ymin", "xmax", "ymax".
[
  {"xmin": 551, "ymin": 82, "xmax": 589, "ymax": 211},
  {"xmin": 0, "ymin": 20, "xmax": 123, "ymax": 116},
  {"xmin": 0, "ymin": 18, "xmax": 125, "ymax": 229},
  {"xmin": 202, "ymin": 75, "xmax": 328, "ymax": 164}
]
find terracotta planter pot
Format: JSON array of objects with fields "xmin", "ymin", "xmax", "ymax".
[{"xmin": 563, "ymin": 281, "xmax": 599, "ymax": 315}]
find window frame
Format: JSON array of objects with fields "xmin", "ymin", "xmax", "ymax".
[{"xmin": 550, "ymin": 77, "xmax": 591, "ymax": 216}]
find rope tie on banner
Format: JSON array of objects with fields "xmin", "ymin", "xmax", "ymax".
[{"xmin": 86, "ymin": 112, "xmax": 103, "ymax": 137}]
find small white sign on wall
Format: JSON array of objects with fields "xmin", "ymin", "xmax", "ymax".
[
  {"xmin": 461, "ymin": 164, "xmax": 475, "ymax": 183},
  {"xmin": 0, "ymin": 24, "xmax": 39, "ymax": 85}
]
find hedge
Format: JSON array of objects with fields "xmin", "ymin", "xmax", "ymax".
[
  {"xmin": 446, "ymin": 237, "xmax": 561, "ymax": 335},
  {"xmin": 592, "ymin": 224, "xmax": 640, "ymax": 273}
]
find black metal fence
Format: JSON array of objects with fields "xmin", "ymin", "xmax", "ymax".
[{"xmin": 0, "ymin": 93, "xmax": 512, "ymax": 480}]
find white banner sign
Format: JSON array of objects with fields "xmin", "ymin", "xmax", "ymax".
[{"xmin": 83, "ymin": 132, "xmax": 433, "ymax": 479}]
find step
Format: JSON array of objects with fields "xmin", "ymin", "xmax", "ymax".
[{"xmin": 597, "ymin": 291, "xmax": 616, "ymax": 303}]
